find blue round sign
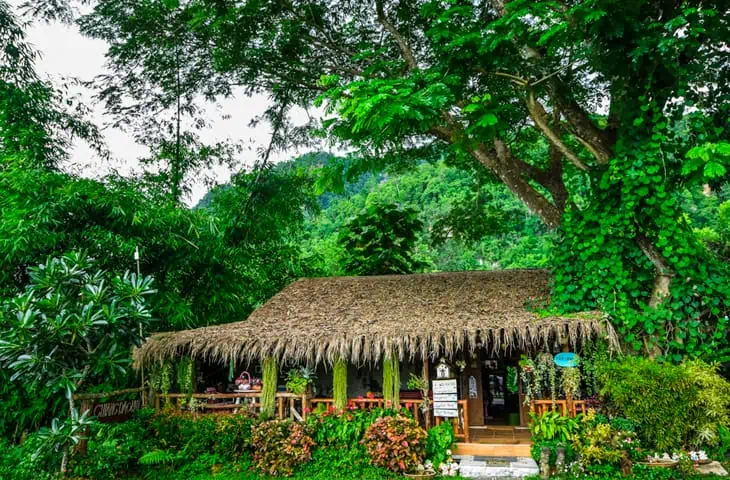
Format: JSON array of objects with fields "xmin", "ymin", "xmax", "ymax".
[{"xmin": 554, "ymin": 352, "xmax": 579, "ymax": 368}]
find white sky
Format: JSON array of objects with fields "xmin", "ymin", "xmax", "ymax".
[{"xmin": 14, "ymin": 2, "xmax": 321, "ymax": 205}]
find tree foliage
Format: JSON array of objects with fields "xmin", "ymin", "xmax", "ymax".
[
  {"xmin": 0, "ymin": 252, "xmax": 154, "ymax": 437},
  {"xmin": 338, "ymin": 202, "xmax": 426, "ymax": 276},
  {"xmin": 0, "ymin": 1, "xmax": 103, "ymax": 169},
  {"xmin": 118, "ymin": 0, "xmax": 730, "ymax": 360}
]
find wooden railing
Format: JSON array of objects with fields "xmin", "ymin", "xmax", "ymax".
[
  {"xmin": 309, "ymin": 397, "xmax": 423, "ymax": 420},
  {"xmin": 161, "ymin": 392, "xmax": 309, "ymax": 421},
  {"xmin": 435, "ymin": 400, "xmax": 469, "ymax": 443},
  {"xmin": 158, "ymin": 394, "xmax": 468, "ymax": 442},
  {"xmin": 530, "ymin": 399, "xmax": 588, "ymax": 418}
]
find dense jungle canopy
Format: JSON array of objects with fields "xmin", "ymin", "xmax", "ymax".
[{"xmin": 1, "ymin": 0, "xmax": 730, "ymax": 443}]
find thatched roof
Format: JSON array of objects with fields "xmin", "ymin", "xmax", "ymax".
[{"xmin": 135, "ymin": 269, "xmax": 618, "ymax": 367}]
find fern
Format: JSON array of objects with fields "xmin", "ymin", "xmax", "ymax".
[{"xmin": 139, "ymin": 449, "xmax": 176, "ymax": 466}]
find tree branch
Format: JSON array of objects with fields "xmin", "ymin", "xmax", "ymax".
[
  {"xmin": 526, "ymin": 89, "xmax": 590, "ymax": 172},
  {"xmin": 375, "ymin": 0, "xmax": 418, "ymax": 70}
]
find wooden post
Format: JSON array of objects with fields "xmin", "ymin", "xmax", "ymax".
[
  {"xmin": 462, "ymin": 400, "xmax": 470, "ymax": 443},
  {"xmin": 289, "ymin": 397, "xmax": 295, "ymax": 420},
  {"xmin": 278, "ymin": 396, "xmax": 284, "ymax": 419},
  {"xmin": 422, "ymin": 358, "xmax": 431, "ymax": 429},
  {"xmin": 301, "ymin": 393, "xmax": 308, "ymax": 421}
]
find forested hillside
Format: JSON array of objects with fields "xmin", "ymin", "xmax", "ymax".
[
  {"xmin": 297, "ymin": 155, "xmax": 554, "ymax": 275},
  {"xmin": 200, "ymin": 153, "xmax": 730, "ymax": 278}
]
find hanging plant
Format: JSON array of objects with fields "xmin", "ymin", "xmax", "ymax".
[
  {"xmin": 260, "ymin": 357, "xmax": 278, "ymax": 419},
  {"xmin": 561, "ymin": 367, "xmax": 582, "ymax": 399},
  {"xmin": 536, "ymin": 352, "xmax": 558, "ymax": 407},
  {"xmin": 519, "ymin": 355, "xmax": 536, "ymax": 405},
  {"xmin": 506, "ymin": 366, "xmax": 519, "ymax": 394},
  {"xmin": 176, "ymin": 356, "xmax": 195, "ymax": 398},
  {"xmin": 382, "ymin": 355, "xmax": 400, "ymax": 407},
  {"xmin": 333, "ymin": 358, "xmax": 347, "ymax": 410}
]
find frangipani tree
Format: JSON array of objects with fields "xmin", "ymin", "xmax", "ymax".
[{"xmin": 0, "ymin": 252, "xmax": 155, "ymax": 470}]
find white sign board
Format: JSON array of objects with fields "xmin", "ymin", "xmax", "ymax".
[
  {"xmin": 434, "ymin": 407, "xmax": 458, "ymax": 418},
  {"xmin": 432, "ymin": 379, "xmax": 459, "ymax": 418},
  {"xmin": 432, "ymin": 379, "xmax": 457, "ymax": 394},
  {"xmin": 433, "ymin": 393, "xmax": 457, "ymax": 402}
]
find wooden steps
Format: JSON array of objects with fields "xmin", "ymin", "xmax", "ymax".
[{"xmin": 452, "ymin": 442, "xmax": 532, "ymax": 457}]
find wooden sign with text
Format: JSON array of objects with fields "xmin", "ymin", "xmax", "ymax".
[{"xmin": 432, "ymin": 379, "xmax": 458, "ymax": 418}]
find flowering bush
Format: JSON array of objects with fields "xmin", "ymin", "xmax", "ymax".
[
  {"xmin": 251, "ymin": 420, "xmax": 315, "ymax": 476},
  {"xmin": 361, "ymin": 415, "xmax": 427, "ymax": 473}
]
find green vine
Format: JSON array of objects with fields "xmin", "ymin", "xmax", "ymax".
[
  {"xmin": 553, "ymin": 96, "xmax": 730, "ymax": 362},
  {"xmin": 176, "ymin": 356, "xmax": 195, "ymax": 399},
  {"xmin": 536, "ymin": 352, "xmax": 558, "ymax": 407},
  {"xmin": 506, "ymin": 366, "xmax": 519, "ymax": 394},
  {"xmin": 561, "ymin": 367, "xmax": 581, "ymax": 399}
]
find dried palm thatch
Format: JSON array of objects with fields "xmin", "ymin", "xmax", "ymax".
[{"xmin": 135, "ymin": 269, "xmax": 619, "ymax": 368}]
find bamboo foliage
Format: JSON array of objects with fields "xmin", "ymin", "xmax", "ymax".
[
  {"xmin": 333, "ymin": 357, "xmax": 347, "ymax": 410},
  {"xmin": 260, "ymin": 356, "xmax": 277, "ymax": 419}
]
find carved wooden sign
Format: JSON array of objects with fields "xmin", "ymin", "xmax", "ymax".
[{"xmin": 90, "ymin": 398, "xmax": 142, "ymax": 423}]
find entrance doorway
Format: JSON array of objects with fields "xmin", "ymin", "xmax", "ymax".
[{"xmin": 482, "ymin": 358, "xmax": 520, "ymax": 426}]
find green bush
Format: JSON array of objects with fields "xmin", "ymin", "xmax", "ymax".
[
  {"xmin": 530, "ymin": 411, "xmax": 581, "ymax": 443},
  {"xmin": 251, "ymin": 419, "xmax": 315, "ymax": 476},
  {"xmin": 0, "ymin": 436, "xmax": 58, "ymax": 480},
  {"xmin": 306, "ymin": 406, "xmax": 391, "ymax": 447},
  {"xmin": 597, "ymin": 357, "xmax": 730, "ymax": 451},
  {"xmin": 426, "ymin": 422, "xmax": 455, "ymax": 467},
  {"xmin": 293, "ymin": 446, "xmax": 398, "ymax": 480}
]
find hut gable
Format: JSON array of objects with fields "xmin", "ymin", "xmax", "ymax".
[{"xmin": 135, "ymin": 269, "xmax": 616, "ymax": 367}]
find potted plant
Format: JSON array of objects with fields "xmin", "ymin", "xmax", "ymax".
[
  {"xmin": 404, "ymin": 461, "xmax": 437, "ymax": 479},
  {"xmin": 286, "ymin": 367, "xmax": 317, "ymax": 395}
]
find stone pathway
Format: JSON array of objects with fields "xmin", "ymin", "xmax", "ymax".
[{"xmin": 454, "ymin": 455, "xmax": 539, "ymax": 478}]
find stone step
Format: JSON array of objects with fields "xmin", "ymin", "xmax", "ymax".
[{"xmin": 455, "ymin": 455, "xmax": 538, "ymax": 478}]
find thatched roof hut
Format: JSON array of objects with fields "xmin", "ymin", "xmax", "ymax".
[{"xmin": 135, "ymin": 269, "xmax": 618, "ymax": 367}]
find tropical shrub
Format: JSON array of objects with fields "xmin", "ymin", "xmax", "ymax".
[
  {"xmin": 293, "ymin": 446, "xmax": 398, "ymax": 480},
  {"xmin": 251, "ymin": 419, "xmax": 315, "ymax": 476},
  {"xmin": 574, "ymin": 416, "xmax": 635, "ymax": 466},
  {"xmin": 529, "ymin": 411, "xmax": 580, "ymax": 444},
  {"xmin": 425, "ymin": 422, "xmax": 455, "ymax": 467},
  {"xmin": 307, "ymin": 406, "xmax": 390, "ymax": 447},
  {"xmin": 361, "ymin": 415, "xmax": 427, "ymax": 473},
  {"xmin": 598, "ymin": 357, "xmax": 730, "ymax": 450}
]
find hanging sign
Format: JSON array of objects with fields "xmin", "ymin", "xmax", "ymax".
[
  {"xmin": 554, "ymin": 352, "xmax": 579, "ymax": 368},
  {"xmin": 432, "ymin": 379, "xmax": 458, "ymax": 418}
]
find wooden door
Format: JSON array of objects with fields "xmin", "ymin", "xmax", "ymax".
[{"xmin": 463, "ymin": 351, "xmax": 484, "ymax": 425}]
